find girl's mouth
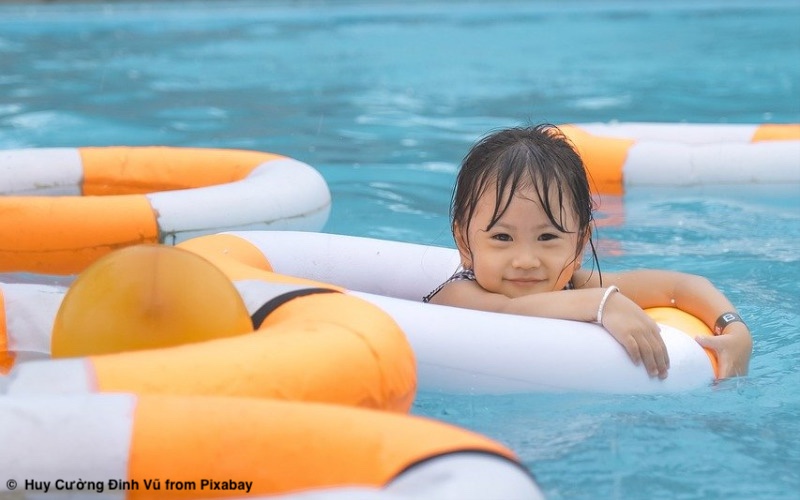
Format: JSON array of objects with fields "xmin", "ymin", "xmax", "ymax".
[{"xmin": 506, "ymin": 278, "xmax": 544, "ymax": 285}]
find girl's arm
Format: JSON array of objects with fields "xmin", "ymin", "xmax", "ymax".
[
  {"xmin": 430, "ymin": 280, "xmax": 669, "ymax": 379},
  {"xmin": 575, "ymin": 269, "xmax": 752, "ymax": 378}
]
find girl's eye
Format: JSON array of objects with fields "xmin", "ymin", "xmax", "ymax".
[
  {"xmin": 491, "ymin": 233, "xmax": 512, "ymax": 242},
  {"xmin": 539, "ymin": 233, "xmax": 558, "ymax": 241}
]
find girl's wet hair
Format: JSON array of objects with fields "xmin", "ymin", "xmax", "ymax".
[{"xmin": 451, "ymin": 123, "xmax": 600, "ymax": 280}]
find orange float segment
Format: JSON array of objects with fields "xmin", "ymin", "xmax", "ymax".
[
  {"xmin": 0, "ymin": 195, "xmax": 158, "ymax": 274},
  {"xmin": 90, "ymin": 291, "xmax": 415, "ymax": 412},
  {"xmin": 0, "ymin": 289, "xmax": 14, "ymax": 375},
  {"xmin": 178, "ymin": 234, "xmax": 345, "ymax": 291},
  {"xmin": 257, "ymin": 291, "xmax": 417, "ymax": 412},
  {"xmin": 177, "ymin": 233, "xmax": 274, "ymax": 272},
  {"xmin": 127, "ymin": 396, "xmax": 517, "ymax": 498},
  {"xmin": 645, "ymin": 307, "xmax": 719, "ymax": 378},
  {"xmin": 79, "ymin": 147, "xmax": 282, "ymax": 195},
  {"xmin": 88, "ymin": 329, "xmax": 346, "ymax": 402},
  {"xmin": 751, "ymin": 123, "xmax": 800, "ymax": 142},
  {"xmin": 560, "ymin": 125, "xmax": 633, "ymax": 195}
]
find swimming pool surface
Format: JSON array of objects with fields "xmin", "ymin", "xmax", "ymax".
[{"xmin": 2, "ymin": 1, "xmax": 799, "ymax": 498}]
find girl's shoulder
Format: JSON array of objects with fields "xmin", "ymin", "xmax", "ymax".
[
  {"xmin": 571, "ymin": 268, "xmax": 603, "ymax": 289},
  {"xmin": 423, "ymin": 268, "xmax": 476, "ymax": 303}
]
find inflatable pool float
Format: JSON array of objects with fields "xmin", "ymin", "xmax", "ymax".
[
  {"xmin": 171, "ymin": 231, "xmax": 718, "ymax": 395},
  {"xmin": 1, "ymin": 245, "xmax": 415, "ymax": 412},
  {"xmin": 0, "ymin": 146, "xmax": 331, "ymax": 274},
  {"xmin": 0, "ymin": 393, "xmax": 542, "ymax": 499},
  {"xmin": 560, "ymin": 122, "xmax": 800, "ymax": 193}
]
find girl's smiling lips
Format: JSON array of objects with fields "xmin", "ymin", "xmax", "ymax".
[{"xmin": 505, "ymin": 277, "xmax": 545, "ymax": 285}]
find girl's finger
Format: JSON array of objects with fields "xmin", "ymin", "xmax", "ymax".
[{"xmin": 636, "ymin": 333, "xmax": 660, "ymax": 378}]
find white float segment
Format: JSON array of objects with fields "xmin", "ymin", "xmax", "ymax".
[
  {"xmin": 624, "ymin": 141, "xmax": 800, "ymax": 186},
  {"xmin": 0, "ymin": 393, "xmax": 134, "ymax": 489},
  {"xmin": 354, "ymin": 291, "xmax": 714, "ymax": 394},
  {"xmin": 234, "ymin": 280, "xmax": 318, "ymax": 316},
  {"xmin": 148, "ymin": 158, "xmax": 331, "ymax": 243},
  {"xmin": 386, "ymin": 452, "xmax": 544, "ymax": 500},
  {"xmin": 4, "ymin": 358, "xmax": 96, "ymax": 394},
  {"xmin": 0, "ymin": 148, "xmax": 83, "ymax": 195},
  {"xmin": 230, "ymin": 231, "xmax": 459, "ymax": 301},
  {"xmin": 1, "ymin": 283, "xmax": 64, "ymax": 358}
]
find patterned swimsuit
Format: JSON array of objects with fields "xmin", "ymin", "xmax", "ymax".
[{"xmin": 423, "ymin": 268, "xmax": 574, "ymax": 303}]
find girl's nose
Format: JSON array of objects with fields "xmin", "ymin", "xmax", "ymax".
[{"xmin": 512, "ymin": 251, "xmax": 540, "ymax": 269}]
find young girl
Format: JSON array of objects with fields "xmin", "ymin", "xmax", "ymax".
[{"xmin": 424, "ymin": 124, "xmax": 752, "ymax": 380}]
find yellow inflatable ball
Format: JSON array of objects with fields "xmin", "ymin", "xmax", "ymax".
[
  {"xmin": 52, "ymin": 244, "xmax": 252, "ymax": 358},
  {"xmin": 645, "ymin": 307, "xmax": 718, "ymax": 377}
]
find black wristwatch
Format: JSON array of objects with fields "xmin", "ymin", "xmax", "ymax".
[{"xmin": 714, "ymin": 312, "xmax": 745, "ymax": 335}]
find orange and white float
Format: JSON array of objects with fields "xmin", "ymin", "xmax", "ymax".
[
  {"xmin": 0, "ymin": 393, "xmax": 542, "ymax": 499},
  {"xmin": 560, "ymin": 122, "xmax": 800, "ymax": 194},
  {"xmin": 0, "ymin": 146, "xmax": 331, "ymax": 274},
  {"xmin": 175, "ymin": 230, "xmax": 720, "ymax": 394}
]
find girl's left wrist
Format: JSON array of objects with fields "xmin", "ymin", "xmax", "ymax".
[{"xmin": 717, "ymin": 320, "xmax": 750, "ymax": 338}]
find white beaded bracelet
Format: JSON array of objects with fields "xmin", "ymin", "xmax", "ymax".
[{"xmin": 596, "ymin": 285, "xmax": 620, "ymax": 326}]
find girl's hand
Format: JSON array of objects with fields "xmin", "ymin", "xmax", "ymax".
[
  {"xmin": 600, "ymin": 292, "xmax": 670, "ymax": 379},
  {"xmin": 695, "ymin": 322, "xmax": 752, "ymax": 379}
]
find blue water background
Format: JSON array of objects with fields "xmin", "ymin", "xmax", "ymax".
[{"xmin": 2, "ymin": 1, "xmax": 799, "ymax": 498}]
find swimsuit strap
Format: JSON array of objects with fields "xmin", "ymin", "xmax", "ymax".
[
  {"xmin": 422, "ymin": 268, "xmax": 475, "ymax": 303},
  {"xmin": 424, "ymin": 269, "xmax": 575, "ymax": 303}
]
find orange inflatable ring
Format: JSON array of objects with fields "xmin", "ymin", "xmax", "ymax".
[
  {"xmin": 560, "ymin": 122, "xmax": 800, "ymax": 194},
  {"xmin": 0, "ymin": 146, "xmax": 330, "ymax": 274},
  {"xmin": 178, "ymin": 231, "xmax": 722, "ymax": 393},
  {"xmin": 0, "ymin": 394, "xmax": 543, "ymax": 498}
]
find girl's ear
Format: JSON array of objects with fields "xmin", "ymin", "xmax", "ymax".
[
  {"xmin": 572, "ymin": 226, "xmax": 592, "ymax": 271},
  {"xmin": 453, "ymin": 222, "xmax": 473, "ymax": 269},
  {"xmin": 584, "ymin": 226, "xmax": 593, "ymax": 251}
]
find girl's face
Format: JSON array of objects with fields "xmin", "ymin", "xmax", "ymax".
[{"xmin": 456, "ymin": 182, "xmax": 586, "ymax": 298}]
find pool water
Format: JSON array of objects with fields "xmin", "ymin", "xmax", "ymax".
[{"xmin": 2, "ymin": 1, "xmax": 799, "ymax": 498}]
